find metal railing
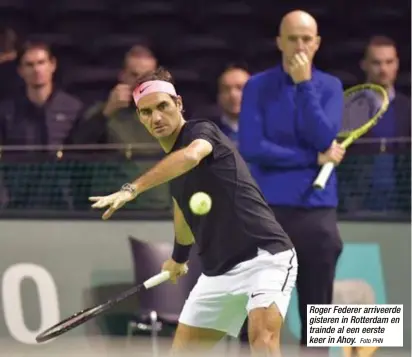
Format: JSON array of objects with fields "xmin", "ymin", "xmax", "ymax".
[{"xmin": 0, "ymin": 137, "xmax": 409, "ymax": 221}]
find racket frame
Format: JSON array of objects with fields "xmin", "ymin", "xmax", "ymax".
[
  {"xmin": 35, "ymin": 270, "xmax": 172, "ymax": 343},
  {"xmin": 313, "ymin": 83, "xmax": 390, "ymax": 189}
]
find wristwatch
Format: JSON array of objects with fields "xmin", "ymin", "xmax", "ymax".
[{"xmin": 120, "ymin": 183, "xmax": 138, "ymax": 196}]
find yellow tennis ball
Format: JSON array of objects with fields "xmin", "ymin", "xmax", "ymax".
[{"xmin": 189, "ymin": 192, "xmax": 212, "ymax": 215}]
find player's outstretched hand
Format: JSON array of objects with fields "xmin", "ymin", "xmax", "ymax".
[
  {"xmin": 89, "ymin": 190, "xmax": 136, "ymax": 220},
  {"xmin": 161, "ymin": 259, "xmax": 188, "ymax": 284}
]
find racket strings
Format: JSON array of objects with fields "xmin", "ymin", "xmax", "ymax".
[{"xmin": 341, "ymin": 89, "xmax": 385, "ymax": 134}]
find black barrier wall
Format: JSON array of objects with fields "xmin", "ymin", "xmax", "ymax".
[{"xmin": 0, "ymin": 220, "xmax": 409, "ymax": 355}]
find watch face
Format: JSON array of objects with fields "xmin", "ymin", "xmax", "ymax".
[{"xmin": 121, "ymin": 183, "xmax": 136, "ymax": 193}]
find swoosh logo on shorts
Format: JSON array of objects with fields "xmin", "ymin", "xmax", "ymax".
[{"xmin": 251, "ymin": 292, "xmax": 265, "ymax": 298}]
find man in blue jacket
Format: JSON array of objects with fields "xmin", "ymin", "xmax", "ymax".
[{"xmin": 239, "ymin": 10, "xmax": 345, "ymax": 354}]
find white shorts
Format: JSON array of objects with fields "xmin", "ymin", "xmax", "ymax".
[{"xmin": 179, "ymin": 248, "xmax": 298, "ymax": 337}]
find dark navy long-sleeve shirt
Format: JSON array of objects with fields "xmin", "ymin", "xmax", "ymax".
[{"xmin": 238, "ymin": 65, "xmax": 344, "ymax": 208}]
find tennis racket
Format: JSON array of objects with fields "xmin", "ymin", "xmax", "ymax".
[
  {"xmin": 35, "ymin": 270, "xmax": 175, "ymax": 343},
  {"xmin": 313, "ymin": 83, "xmax": 390, "ymax": 189}
]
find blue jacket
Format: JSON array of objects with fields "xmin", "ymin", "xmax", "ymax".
[{"xmin": 238, "ymin": 65, "xmax": 343, "ymax": 208}]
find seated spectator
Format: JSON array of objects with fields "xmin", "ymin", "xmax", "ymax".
[
  {"xmin": 0, "ymin": 41, "xmax": 84, "ymax": 146},
  {"xmin": 72, "ymin": 45, "xmax": 171, "ymax": 211},
  {"xmin": 0, "ymin": 26, "xmax": 23, "ymax": 101},
  {"xmin": 76, "ymin": 45, "xmax": 158, "ymax": 146},
  {"xmin": 339, "ymin": 36, "xmax": 411, "ymax": 214},
  {"xmin": 0, "ymin": 41, "xmax": 84, "ymax": 209},
  {"xmin": 360, "ymin": 36, "xmax": 410, "ymax": 136},
  {"xmin": 193, "ymin": 65, "xmax": 250, "ymax": 146}
]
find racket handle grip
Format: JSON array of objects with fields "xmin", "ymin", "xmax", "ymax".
[
  {"xmin": 313, "ymin": 162, "xmax": 335, "ymax": 189},
  {"xmin": 143, "ymin": 271, "xmax": 171, "ymax": 289}
]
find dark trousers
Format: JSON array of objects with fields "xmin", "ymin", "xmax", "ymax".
[{"xmin": 271, "ymin": 206, "xmax": 343, "ymax": 353}]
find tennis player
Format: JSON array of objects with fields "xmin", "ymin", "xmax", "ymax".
[{"xmin": 90, "ymin": 67, "xmax": 297, "ymax": 356}]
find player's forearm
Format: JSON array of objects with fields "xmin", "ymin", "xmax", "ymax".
[
  {"xmin": 132, "ymin": 148, "xmax": 199, "ymax": 195},
  {"xmin": 172, "ymin": 198, "xmax": 194, "ymax": 263},
  {"xmin": 173, "ymin": 199, "xmax": 195, "ymax": 246},
  {"xmin": 175, "ymin": 213, "xmax": 195, "ymax": 246}
]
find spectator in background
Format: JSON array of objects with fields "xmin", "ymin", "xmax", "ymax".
[
  {"xmin": 215, "ymin": 66, "xmax": 250, "ymax": 145},
  {"xmin": 192, "ymin": 66, "xmax": 249, "ymax": 146},
  {"xmin": 239, "ymin": 10, "xmax": 345, "ymax": 355},
  {"xmin": 339, "ymin": 36, "xmax": 411, "ymax": 214},
  {"xmin": 0, "ymin": 41, "xmax": 84, "ymax": 146},
  {"xmin": 72, "ymin": 45, "xmax": 170, "ymax": 211},
  {"xmin": 0, "ymin": 26, "xmax": 22, "ymax": 100},
  {"xmin": 360, "ymin": 35, "xmax": 410, "ymax": 135},
  {"xmin": 0, "ymin": 41, "xmax": 84, "ymax": 209},
  {"xmin": 75, "ymin": 45, "xmax": 158, "ymax": 145}
]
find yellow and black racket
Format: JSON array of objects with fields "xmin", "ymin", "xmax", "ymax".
[
  {"xmin": 313, "ymin": 83, "xmax": 390, "ymax": 189},
  {"xmin": 35, "ymin": 270, "xmax": 174, "ymax": 343}
]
